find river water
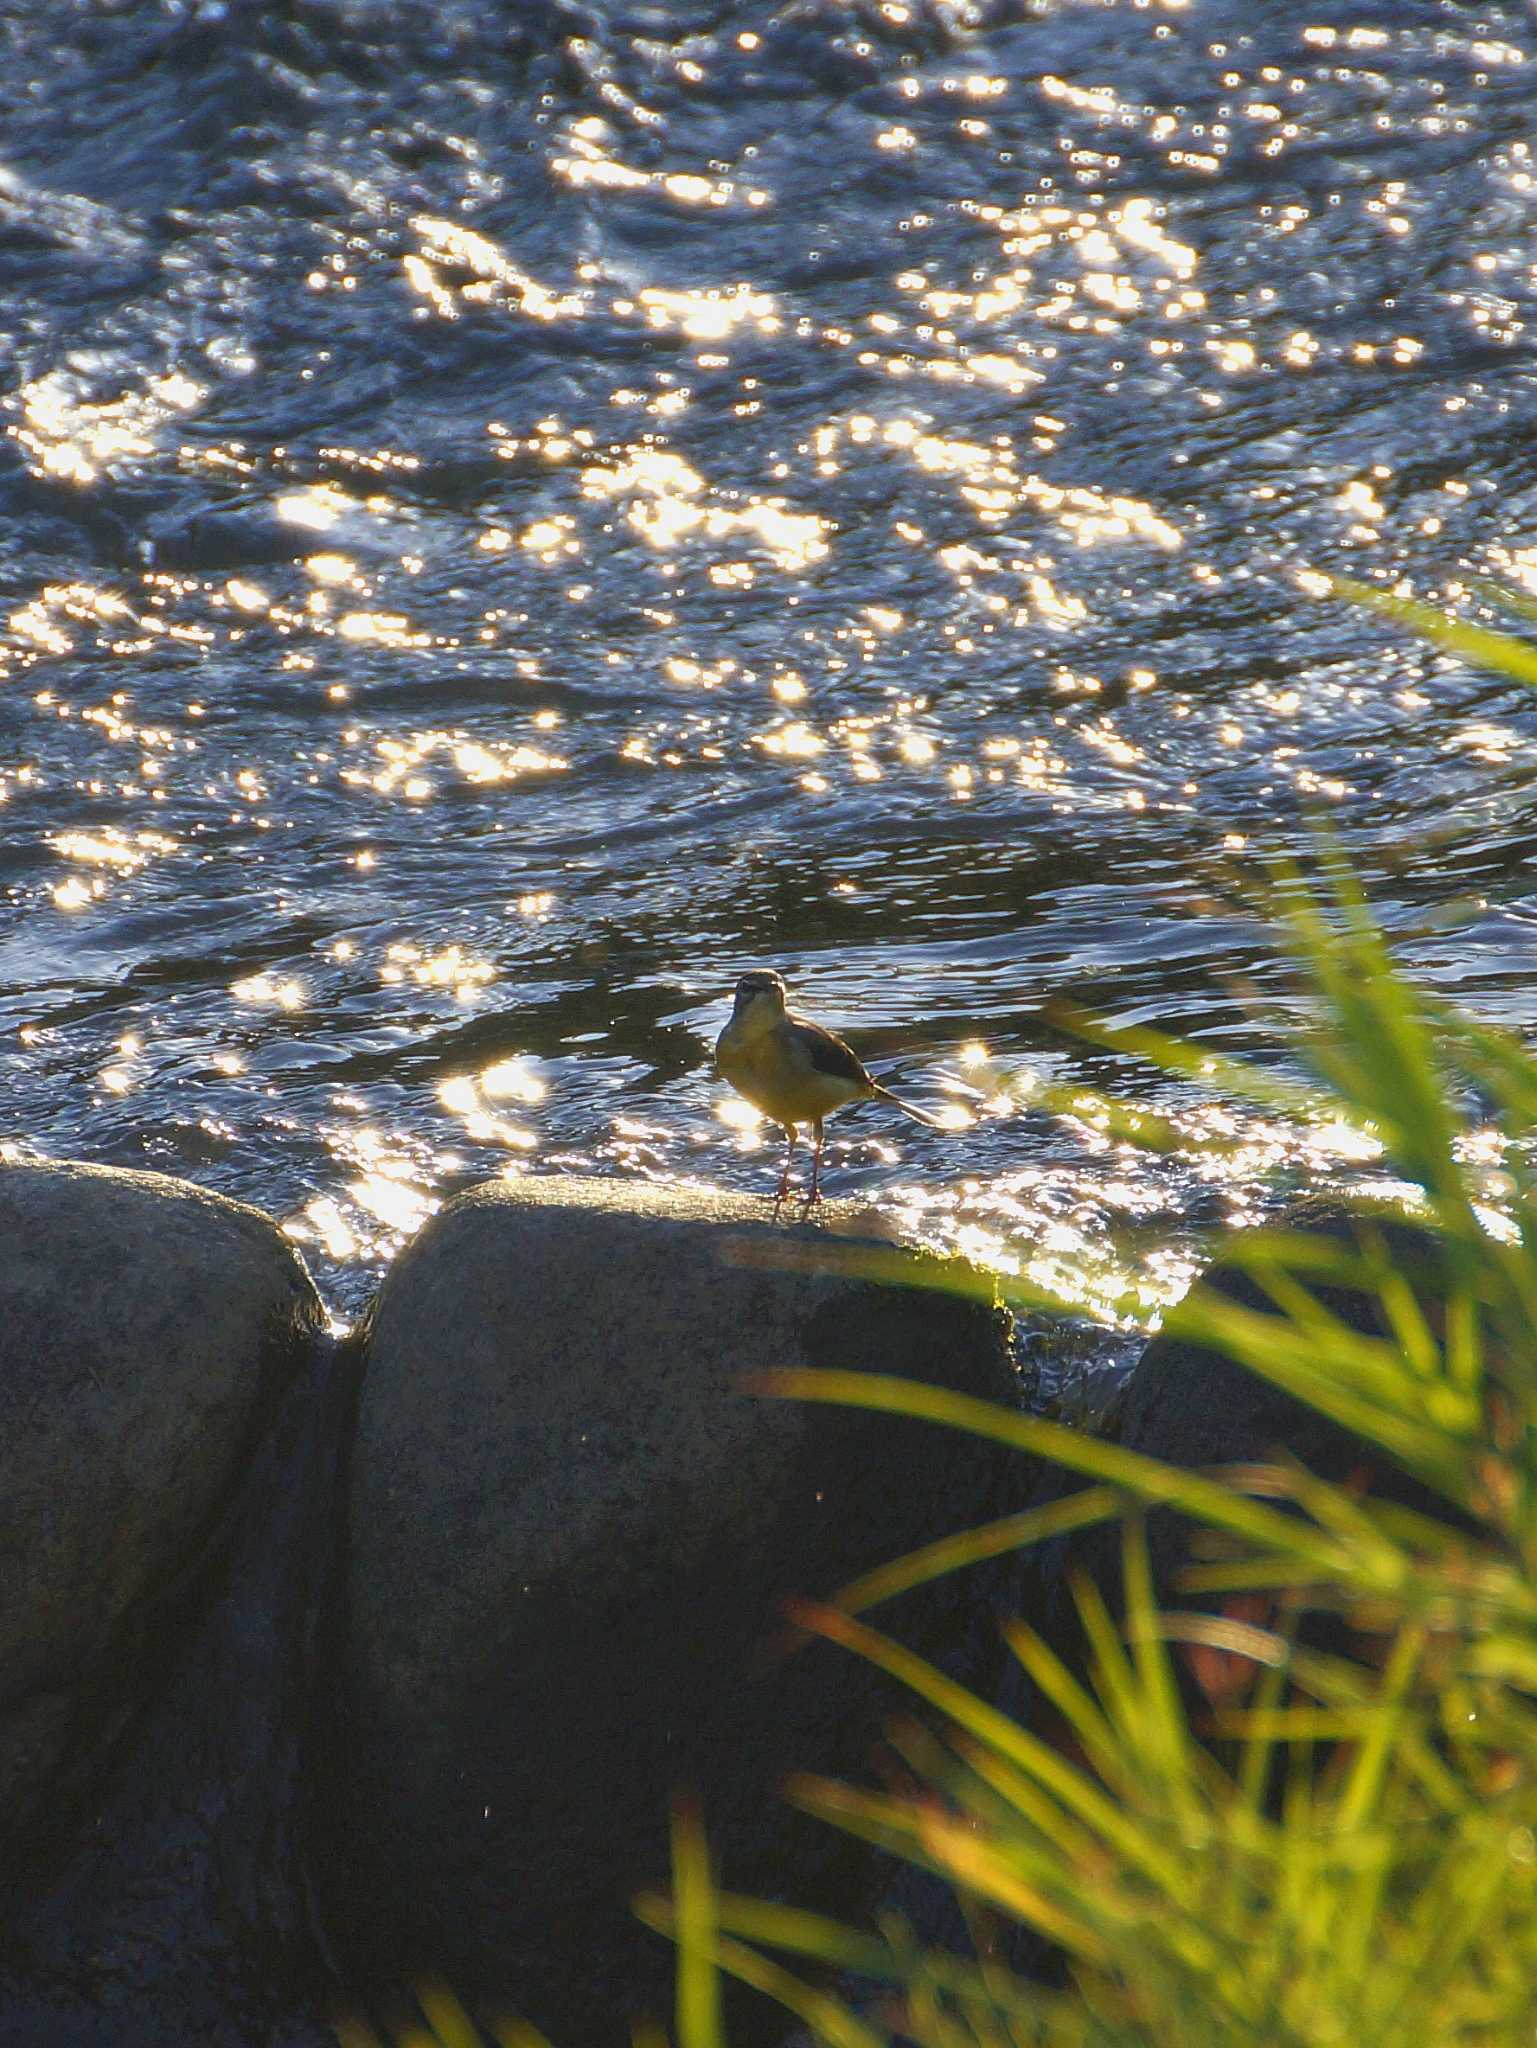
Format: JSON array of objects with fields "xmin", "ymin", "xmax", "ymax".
[{"xmin": 5, "ymin": 0, "xmax": 1537, "ymax": 1377}]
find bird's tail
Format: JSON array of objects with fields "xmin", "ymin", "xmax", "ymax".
[{"xmin": 871, "ymin": 1082, "xmax": 946, "ymax": 1128}]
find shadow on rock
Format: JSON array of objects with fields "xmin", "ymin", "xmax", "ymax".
[{"xmin": 0, "ymin": 1160, "xmax": 344, "ymax": 2047}]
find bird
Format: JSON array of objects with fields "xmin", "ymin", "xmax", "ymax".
[{"xmin": 715, "ymin": 968, "xmax": 943, "ymax": 1209}]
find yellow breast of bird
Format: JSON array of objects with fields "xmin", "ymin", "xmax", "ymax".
[{"xmin": 716, "ymin": 1023, "xmax": 863, "ymax": 1126}]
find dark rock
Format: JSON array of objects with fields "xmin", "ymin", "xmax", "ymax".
[
  {"xmin": 325, "ymin": 1176, "xmax": 1023, "ymax": 2044},
  {"xmin": 145, "ymin": 504, "xmax": 319, "ymax": 572},
  {"xmin": 0, "ymin": 1336, "xmax": 353, "ymax": 2048},
  {"xmin": 1120, "ymin": 1204, "xmax": 1449, "ymax": 1513},
  {"xmin": 0, "ymin": 1160, "xmax": 325, "ymax": 1861},
  {"xmin": 1062, "ymin": 1201, "xmax": 1461, "ymax": 1636}
]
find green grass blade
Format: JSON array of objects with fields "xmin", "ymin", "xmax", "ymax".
[
  {"xmin": 670, "ymin": 1796, "xmax": 724, "ymax": 2048},
  {"xmin": 827, "ymin": 1487, "xmax": 1121, "ymax": 1616},
  {"xmin": 749, "ymin": 1371, "xmax": 1354, "ymax": 1572},
  {"xmin": 1321, "ymin": 572, "xmax": 1537, "ymax": 687}
]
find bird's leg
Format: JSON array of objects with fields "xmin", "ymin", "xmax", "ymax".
[
  {"xmin": 807, "ymin": 1120, "xmax": 825, "ymax": 1207},
  {"xmin": 773, "ymin": 1124, "xmax": 796, "ymax": 1212}
]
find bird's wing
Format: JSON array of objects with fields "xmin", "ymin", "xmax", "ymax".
[{"xmin": 787, "ymin": 1013, "xmax": 876, "ymax": 1090}]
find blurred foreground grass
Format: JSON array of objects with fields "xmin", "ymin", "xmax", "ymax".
[{"xmin": 346, "ymin": 590, "xmax": 1537, "ymax": 2046}]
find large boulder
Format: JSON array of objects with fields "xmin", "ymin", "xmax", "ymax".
[
  {"xmin": 326, "ymin": 1176, "xmax": 1023, "ymax": 2043},
  {"xmin": 0, "ymin": 1159, "xmax": 325, "ymax": 1861},
  {"xmin": 0, "ymin": 1338, "xmax": 350, "ymax": 2048}
]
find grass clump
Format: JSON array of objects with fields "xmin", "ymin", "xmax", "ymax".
[
  {"xmin": 353, "ymin": 592, "xmax": 1537, "ymax": 2045},
  {"xmin": 636, "ymin": 597, "xmax": 1537, "ymax": 2048}
]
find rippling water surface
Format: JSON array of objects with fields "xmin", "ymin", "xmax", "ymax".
[{"xmin": 6, "ymin": 0, "xmax": 1537, "ymax": 1368}]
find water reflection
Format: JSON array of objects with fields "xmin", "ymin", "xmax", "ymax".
[{"xmin": 3, "ymin": 0, "xmax": 1537, "ymax": 1337}]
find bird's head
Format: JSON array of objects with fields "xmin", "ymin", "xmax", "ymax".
[{"xmin": 731, "ymin": 968, "xmax": 788, "ymax": 1031}]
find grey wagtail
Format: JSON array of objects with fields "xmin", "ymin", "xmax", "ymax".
[{"xmin": 716, "ymin": 968, "xmax": 942, "ymax": 1207}]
